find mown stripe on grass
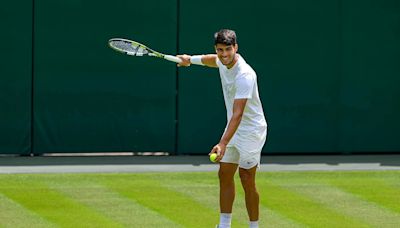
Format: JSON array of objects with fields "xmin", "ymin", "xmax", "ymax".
[
  {"xmin": 52, "ymin": 181, "xmax": 179, "ymax": 227},
  {"xmin": 279, "ymin": 180, "xmax": 400, "ymax": 227},
  {"xmin": 100, "ymin": 174, "xmax": 216, "ymax": 227},
  {"xmin": 329, "ymin": 177, "xmax": 400, "ymax": 214},
  {"xmin": 153, "ymin": 172, "xmax": 305, "ymax": 228},
  {"xmin": 235, "ymin": 185, "xmax": 305, "ymax": 228},
  {"xmin": 257, "ymin": 180, "xmax": 369, "ymax": 227},
  {"xmin": 150, "ymin": 172, "xmax": 248, "ymax": 227},
  {"xmin": 236, "ymin": 180, "xmax": 305, "ymax": 228},
  {"xmin": 0, "ymin": 177, "xmax": 122, "ymax": 228},
  {"xmin": 0, "ymin": 193, "xmax": 56, "ymax": 228}
]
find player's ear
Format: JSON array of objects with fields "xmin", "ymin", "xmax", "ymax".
[{"xmin": 234, "ymin": 44, "xmax": 238, "ymax": 52}]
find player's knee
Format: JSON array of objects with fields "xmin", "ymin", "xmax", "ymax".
[
  {"xmin": 239, "ymin": 170, "xmax": 256, "ymax": 190},
  {"xmin": 239, "ymin": 170, "xmax": 251, "ymax": 183}
]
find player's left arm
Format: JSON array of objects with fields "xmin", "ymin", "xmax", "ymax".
[
  {"xmin": 210, "ymin": 73, "xmax": 255, "ymax": 161},
  {"xmin": 210, "ymin": 98, "xmax": 247, "ymax": 161}
]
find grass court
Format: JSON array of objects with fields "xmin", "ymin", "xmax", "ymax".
[{"xmin": 0, "ymin": 171, "xmax": 399, "ymax": 227}]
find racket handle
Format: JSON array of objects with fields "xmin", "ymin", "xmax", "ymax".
[{"xmin": 164, "ymin": 55, "xmax": 182, "ymax": 63}]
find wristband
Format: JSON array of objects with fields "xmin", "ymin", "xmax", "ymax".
[{"xmin": 190, "ymin": 55, "xmax": 204, "ymax": 65}]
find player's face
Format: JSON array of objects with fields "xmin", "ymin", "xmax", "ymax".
[{"xmin": 215, "ymin": 43, "xmax": 238, "ymax": 68}]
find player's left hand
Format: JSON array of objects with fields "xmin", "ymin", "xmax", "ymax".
[{"xmin": 209, "ymin": 143, "xmax": 226, "ymax": 162}]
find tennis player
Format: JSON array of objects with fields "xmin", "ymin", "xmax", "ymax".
[{"xmin": 178, "ymin": 29, "xmax": 267, "ymax": 228}]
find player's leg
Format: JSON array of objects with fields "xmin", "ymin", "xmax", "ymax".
[
  {"xmin": 218, "ymin": 147, "xmax": 240, "ymax": 228},
  {"xmin": 239, "ymin": 165, "xmax": 259, "ymax": 222},
  {"xmin": 219, "ymin": 162, "xmax": 238, "ymax": 213},
  {"xmin": 236, "ymin": 128, "xmax": 266, "ymax": 227}
]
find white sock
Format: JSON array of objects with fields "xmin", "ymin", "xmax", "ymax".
[
  {"xmin": 249, "ymin": 221, "xmax": 259, "ymax": 228},
  {"xmin": 218, "ymin": 213, "xmax": 232, "ymax": 228}
]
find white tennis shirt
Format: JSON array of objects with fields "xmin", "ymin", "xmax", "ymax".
[{"xmin": 216, "ymin": 54, "xmax": 267, "ymax": 144}]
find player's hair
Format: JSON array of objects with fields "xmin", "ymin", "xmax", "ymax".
[{"xmin": 214, "ymin": 29, "xmax": 237, "ymax": 46}]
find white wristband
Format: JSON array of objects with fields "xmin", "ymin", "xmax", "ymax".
[{"xmin": 190, "ymin": 55, "xmax": 204, "ymax": 65}]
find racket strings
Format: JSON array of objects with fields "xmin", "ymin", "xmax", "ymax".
[{"xmin": 110, "ymin": 41, "xmax": 149, "ymax": 56}]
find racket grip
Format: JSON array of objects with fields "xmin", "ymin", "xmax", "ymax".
[{"xmin": 164, "ymin": 55, "xmax": 182, "ymax": 63}]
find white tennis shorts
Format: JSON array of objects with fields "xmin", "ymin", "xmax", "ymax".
[{"xmin": 220, "ymin": 127, "xmax": 267, "ymax": 169}]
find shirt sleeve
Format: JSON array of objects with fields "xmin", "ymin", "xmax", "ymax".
[
  {"xmin": 216, "ymin": 57, "xmax": 222, "ymax": 68},
  {"xmin": 235, "ymin": 73, "xmax": 255, "ymax": 99}
]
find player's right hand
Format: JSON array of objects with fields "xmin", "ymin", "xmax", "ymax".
[{"xmin": 177, "ymin": 54, "xmax": 191, "ymax": 67}]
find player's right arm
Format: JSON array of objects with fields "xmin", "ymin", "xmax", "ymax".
[
  {"xmin": 201, "ymin": 54, "xmax": 218, "ymax": 68},
  {"xmin": 177, "ymin": 54, "xmax": 218, "ymax": 68}
]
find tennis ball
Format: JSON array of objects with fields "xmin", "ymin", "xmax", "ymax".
[{"xmin": 209, "ymin": 153, "xmax": 218, "ymax": 163}]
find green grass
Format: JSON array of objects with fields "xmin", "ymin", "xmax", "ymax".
[{"xmin": 0, "ymin": 171, "xmax": 399, "ymax": 227}]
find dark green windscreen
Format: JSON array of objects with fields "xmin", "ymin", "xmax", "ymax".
[
  {"xmin": 1, "ymin": 0, "xmax": 399, "ymax": 155},
  {"xmin": 33, "ymin": 0, "xmax": 178, "ymax": 153},
  {"xmin": 0, "ymin": 0, "xmax": 32, "ymax": 154},
  {"xmin": 178, "ymin": 0, "xmax": 400, "ymax": 154}
]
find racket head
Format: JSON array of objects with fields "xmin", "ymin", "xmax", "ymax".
[{"xmin": 108, "ymin": 38, "xmax": 162, "ymax": 57}]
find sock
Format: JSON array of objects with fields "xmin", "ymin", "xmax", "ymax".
[
  {"xmin": 218, "ymin": 213, "xmax": 232, "ymax": 228},
  {"xmin": 249, "ymin": 221, "xmax": 259, "ymax": 228}
]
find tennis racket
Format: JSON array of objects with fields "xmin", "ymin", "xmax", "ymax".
[{"xmin": 108, "ymin": 38, "xmax": 182, "ymax": 64}]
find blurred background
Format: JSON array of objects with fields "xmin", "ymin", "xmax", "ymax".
[{"xmin": 0, "ymin": 0, "xmax": 399, "ymax": 156}]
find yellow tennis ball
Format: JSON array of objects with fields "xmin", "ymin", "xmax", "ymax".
[{"xmin": 209, "ymin": 153, "xmax": 218, "ymax": 163}]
